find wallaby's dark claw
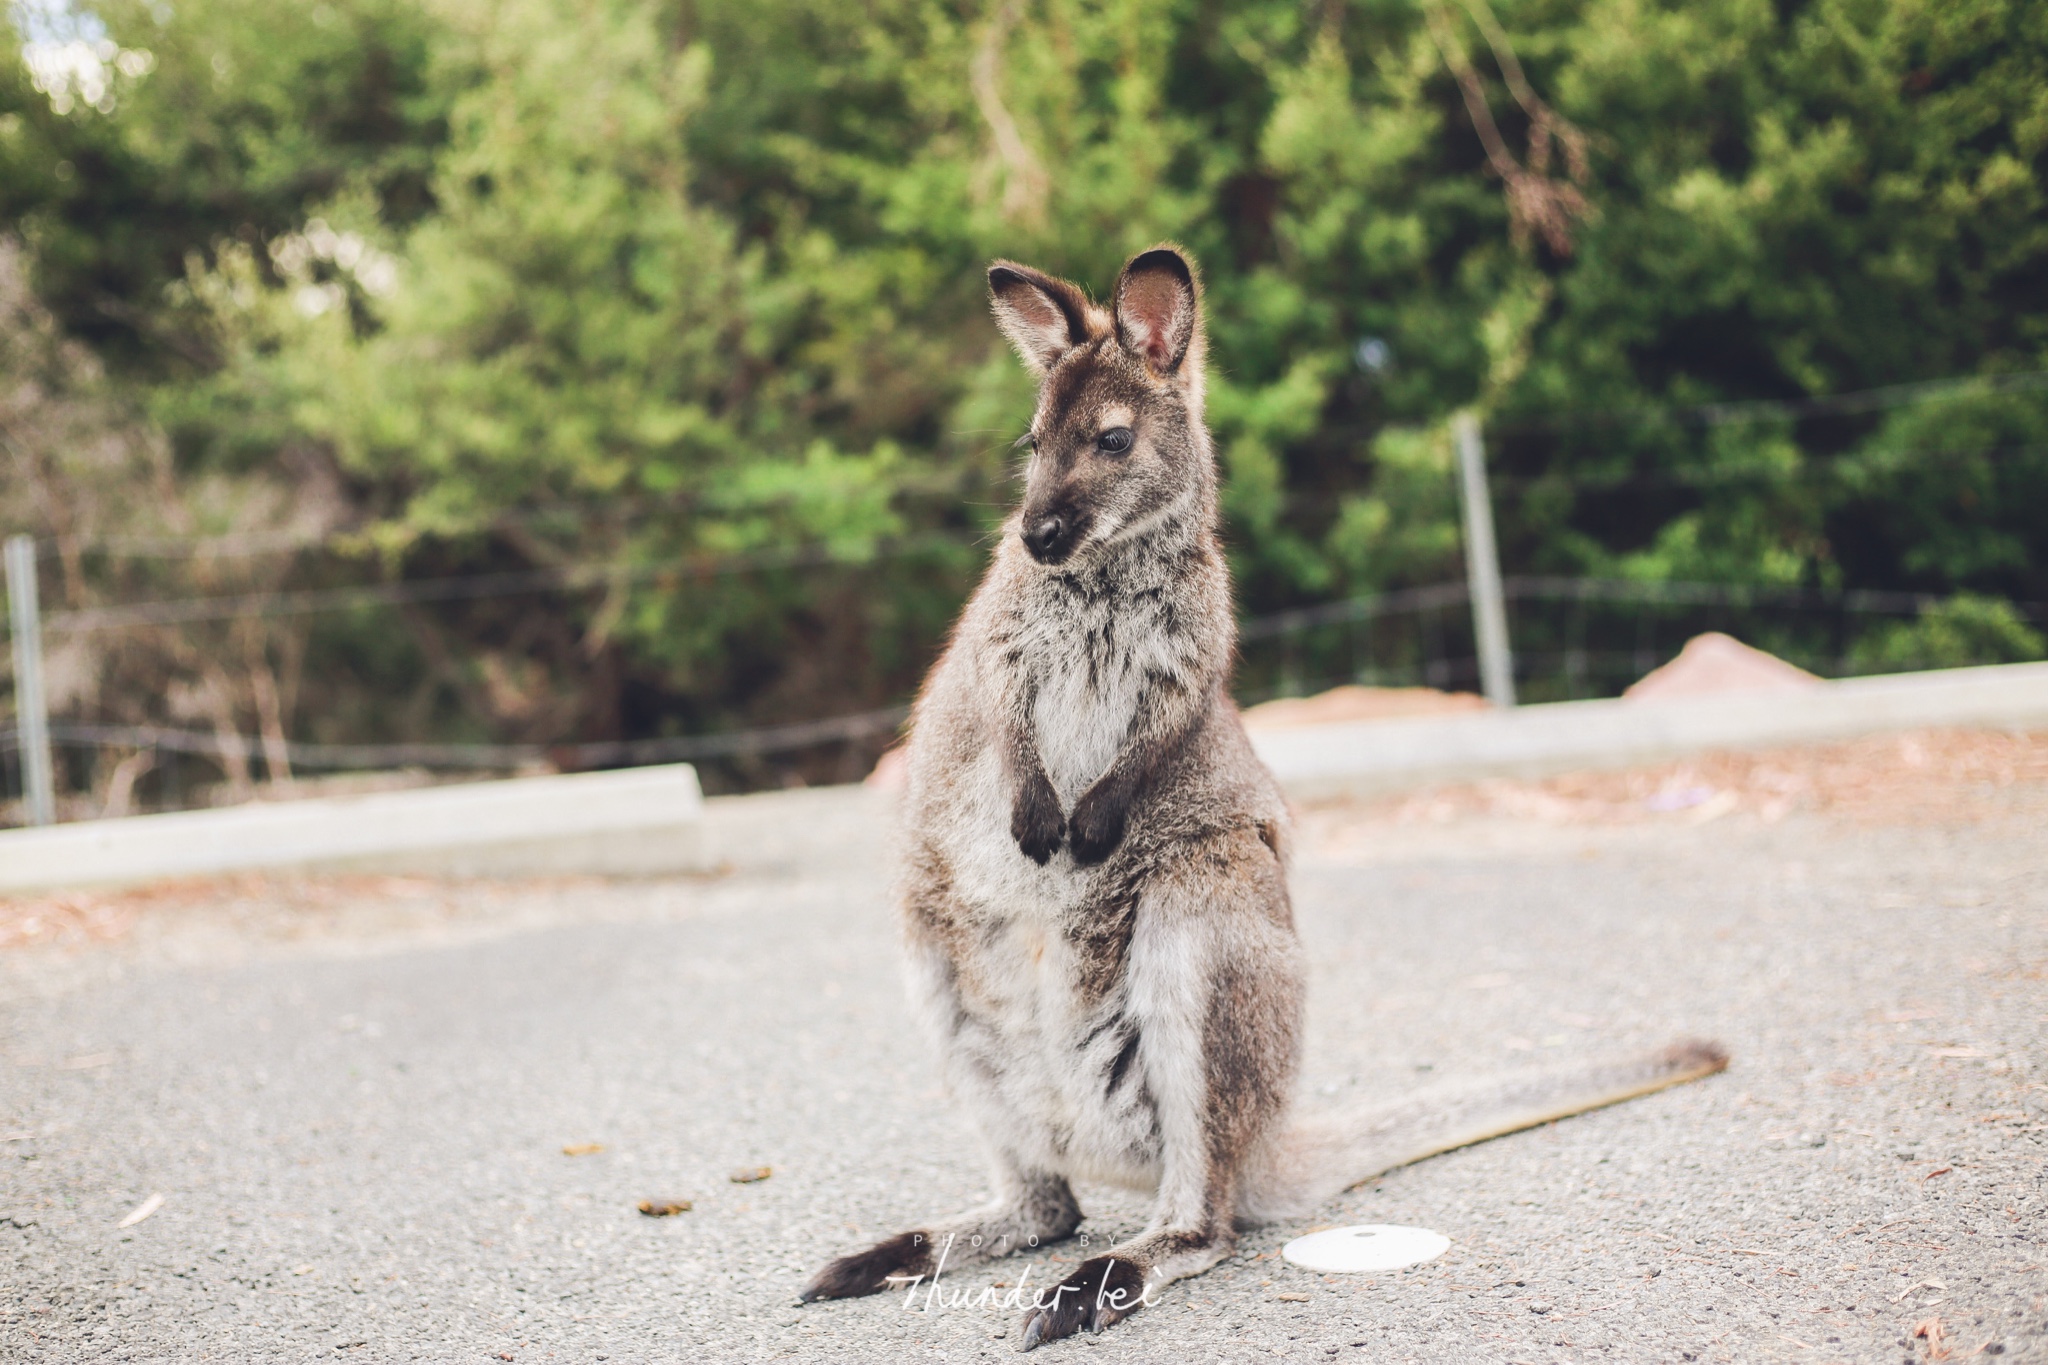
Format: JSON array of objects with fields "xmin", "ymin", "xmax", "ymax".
[
  {"xmin": 1011, "ymin": 766, "xmax": 1066, "ymax": 864},
  {"xmin": 1016, "ymin": 1255, "xmax": 1147, "ymax": 1350},
  {"xmin": 1067, "ymin": 778, "xmax": 1130, "ymax": 866}
]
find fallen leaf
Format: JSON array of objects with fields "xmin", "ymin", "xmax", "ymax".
[
  {"xmin": 637, "ymin": 1199, "xmax": 691, "ymax": 1217},
  {"xmin": 1890, "ymin": 1279, "xmax": 1948, "ymax": 1304},
  {"xmin": 729, "ymin": 1166, "xmax": 772, "ymax": 1184},
  {"xmin": 1912, "ymin": 1314, "xmax": 1951, "ymax": 1361},
  {"xmin": 116, "ymin": 1192, "xmax": 163, "ymax": 1228},
  {"xmin": 561, "ymin": 1143, "xmax": 604, "ymax": 1157},
  {"xmin": 1922, "ymin": 1166, "xmax": 1953, "ymax": 1181},
  {"xmin": 1275, "ymin": 1293, "xmax": 1309, "ymax": 1302}
]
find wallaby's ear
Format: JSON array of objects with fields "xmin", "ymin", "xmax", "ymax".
[
  {"xmin": 1113, "ymin": 246, "xmax": 1199, "ymax": 377},
  {"xmin": 988, "ymin": 262, "xmax": 1098, "ymax": 375}
]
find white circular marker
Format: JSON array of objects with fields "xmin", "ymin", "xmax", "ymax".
[{"xmin": 1281, "ymin": 1224, "xmax": 1450, "ymax": 1273}]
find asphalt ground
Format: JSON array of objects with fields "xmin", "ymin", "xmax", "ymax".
[{"xmin": 2, "ymin": 745, "xmax": 2044, "ymax": 1363}]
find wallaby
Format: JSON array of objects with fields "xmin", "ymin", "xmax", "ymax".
[{"xmin": 798, "ymin": 245, "xmax": 1727, "ymax": 1349}]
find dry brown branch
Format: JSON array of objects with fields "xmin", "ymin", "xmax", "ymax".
[
  {"xmin": 195, "ymin": 663, "xmax": 255, "ymax": 801},
  {"xmin": 970, "ymin": 0, "xmax": 1049, "ymax": 224},
  {"xmin": 1911, "ymin": 1315, "xmax": 1951, "ymax": 1361},
  {"xmin": 100, "ymin": 748, "xmax": 156, "ymax": 818},
  {"xmin": 1424, "ymin": 3, "xmax": 1593, "ymax": 256},
  {"xmin": 1458, "ymin": 0, "xmax": 1590, "ymax": 185},
  {"xmin": 243, "ymin": 626, "xmax": 294, "ymax": 789}
]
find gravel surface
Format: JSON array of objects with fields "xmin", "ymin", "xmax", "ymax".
[{"xmin": 2, "ymin": 751, "xmax": 2045, "ymax": 1363}]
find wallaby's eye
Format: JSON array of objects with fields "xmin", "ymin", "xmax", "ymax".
[{"xmin": 1097, "ymin": 427, "xmax": 1133, "ymax": 457}]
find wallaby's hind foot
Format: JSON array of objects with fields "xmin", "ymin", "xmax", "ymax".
[
  {"xmin": 1017, "ymin": 1225, "xmax": 1236, "ymax": 1350},
  {"xmin": 797, "ymin": 1230, "xmax": 932, "ymax": 1302},
  {"xmin": 800, "ymin": 1173, "xmax": 1086, "ymax": 1302},
  {"xmin": 1017, "ymin": 1254, "xmax": 1150, "ymax": 1350}
]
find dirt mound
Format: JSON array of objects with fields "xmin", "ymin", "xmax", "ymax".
[
  {"xmin": 1239, "ymin": 684, "xmax": 1488, "ymax": 731},
  {"xmin": 1624, "ymin": 631, "xmax": 1820, "ymax": 702},
  {"xmin": 1323, "ymin": 728, "xmax": 2048, "ymax": 832}
]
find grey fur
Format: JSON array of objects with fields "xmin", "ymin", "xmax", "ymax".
[{"xmin": 798, "ymin": 247, "xmax": 1729, "ymax": 1348}]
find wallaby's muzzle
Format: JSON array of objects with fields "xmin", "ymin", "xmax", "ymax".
[{"xmin": 1021, "ymin": 508, "xmax": 1086, "ymax": 564}]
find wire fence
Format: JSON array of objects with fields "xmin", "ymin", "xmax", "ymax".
[
  {"xmin": 0, "ymin": 706, "xmax": 911, "ymax": 772},
  {"xmin": 0, "ymin": 529, "xmax": 978, "ymax": 819},
  {"xmin": 7, "ymin": 571, "xmax": 2038, "ymax": 801},
  {"xmin": 1234, "ymin": 576, "xmax": 2048, "ymax": 705},
  {"xmin": 37, "ymin": 531, "xmax": 982, "ymax": 635},
  {"xmin": 1485, "ymin": 366, "xmax": 2048, "ymax": 434},
  {"xmin": 4, "ymin": 577, "xmax": 2038, "ymax": 822}
]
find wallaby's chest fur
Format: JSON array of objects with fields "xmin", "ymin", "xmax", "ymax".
[
  {"xmin": 1014, "ymin": 546, "xmax": 1209, "ymax": 805},
  {"xmin": 900, "ymin": 523, "xmax": 1258, "ymax": 1186}
]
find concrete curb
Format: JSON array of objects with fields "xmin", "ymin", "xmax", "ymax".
[
  {"xmin": 0, "ymin": 763, "xmax": 706, "ymax": 893},
  {"xmin": 4, "ymin": 661, "xmax": 2042, "ymax": 894},
  {"xmin": 1250, "ymin": 659, "xmax": 2048, "ymax": 800}
]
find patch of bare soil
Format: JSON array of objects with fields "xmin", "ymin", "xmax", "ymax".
[
  {"xmin": 1321, "ymin": 727, "xmax": 2048, "ymax": 833},
  {"xmin": 0, "ymin": 872, "xmax": 596, "ymax": 957}
]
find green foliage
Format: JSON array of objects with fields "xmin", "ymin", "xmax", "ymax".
[
  {"xmin": 1849, "ymin": 593, "xmax": 2047, "ymax": 674},
  {"xmin": 1, "ymin": 0, "xmax": 449, "ymax": 374},
  {"xmin": 4, "ymin": 0, "xmax": 2046, "ymax": 778}
]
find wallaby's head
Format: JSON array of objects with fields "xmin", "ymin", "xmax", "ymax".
[{"xmin": 989, "ymin": 245, "xmax": 1212, "ymax": 567}]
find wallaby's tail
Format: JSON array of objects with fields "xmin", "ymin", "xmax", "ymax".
[{"xmin": 1236, "ymin": 1039, "xmax": 1728, "ymax": 1225}]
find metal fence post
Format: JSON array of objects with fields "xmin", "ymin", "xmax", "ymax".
[
  {"xmin": 1453, "ymin": 413, "xmax": 1517, "ymax": 707},
  {"xmin": 5, "ymin": 534, "xmax": 56, "ymax": 825}
]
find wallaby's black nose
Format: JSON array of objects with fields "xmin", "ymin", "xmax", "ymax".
[{"xmin": 1022, "ymin": 515, "xmax": 1068, "ymax": 562}]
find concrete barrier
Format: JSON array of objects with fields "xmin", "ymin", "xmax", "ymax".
[
  {"xmin": 0, "ymin": 763, "xmax": 706, "ymax": 893},
  {"xmin": 1251, "ymin": 659, "xmax": 2048, "ymax": 800}
]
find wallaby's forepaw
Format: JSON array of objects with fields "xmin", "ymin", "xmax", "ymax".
[
  {"xmin": 1066, "ymin": 783, "xmax": 1128, "ymax": 866},
  {"xmin": 798, "ymin": 1230, "xmax": 934, "ymax": 1302},
  {"xmin": 1017, "ymin": 1254, "xmax": 1148, "ymax": 1350},
  {"xmin": 1012, "ymin": 768, "xmax": 1066, "ymax": 864}
]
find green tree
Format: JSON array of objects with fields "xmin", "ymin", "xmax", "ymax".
[
  {"xmin": 5, "ymin": 0, "xmax": 2046, "ymax": 799},
  {"xmin": 1, "ymin": 0, "xmax": 449, "ymax": 376}
]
